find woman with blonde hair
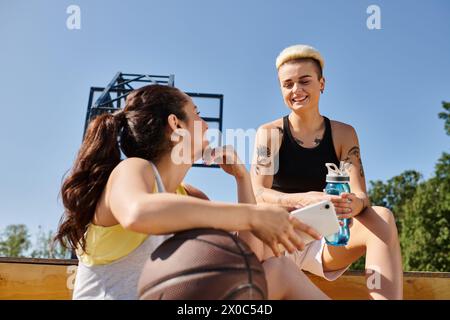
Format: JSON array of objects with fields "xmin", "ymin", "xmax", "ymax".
[{"xmin": 251, "ymin": 44, "xmax": 403, "ymax": 300}]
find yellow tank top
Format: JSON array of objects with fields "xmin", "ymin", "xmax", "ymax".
[{"xmin": 77, "ymin": 184, "xmax": 188, "ymax": 266}]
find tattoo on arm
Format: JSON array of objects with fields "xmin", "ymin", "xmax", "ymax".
[
  {"xmin": 343, "ymin": 146, "xmax": 365, "ymax": 178},
  {"xmin": 255, "ymin": 126, "xmax": 283, "ymax": 175},
  {"xmin": 358, "ymin": 157, "xmax": 365, "ymax": 178},
  {"xmin": 254, "ymin": 187, "xmax": 265, "ymax": 200},
  {"xmin": 255, "ymin": 145, "xmax": 272, "ymax": 175},
  {"xmin": 277, "ymin": 193, "xmax": 293, "ymax": 208},
  {"xmin": 277, "ymin": 194, "xmax": 287, "ymax": 206}
]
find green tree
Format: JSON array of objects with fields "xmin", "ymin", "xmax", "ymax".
[
  {"xmin": 30, "ymin": 226, "xmax": 71, "ymax": 259},
  {"xmin": 351, "ymin": 101, "xmax": 450, "ymax": 271},
  {"xmin": 368, "ymin": 170, "xmax": 422, "ymax": 231},
  {"xmin": 438, "ymin": 101, "xmax": 450, "ymax": 135},
  {"xmin": 0, "ymin": 224, "xmax": 71, "ymax": 259},
  {"xmin": 0, "ymin": 224, "xmax": 31, "ymax": 257},
  {"xmin": 351, "ymin": 170, "xmax": 422, "ymax": 270},
  {"xmin": 400, "ymin": 101, "xmax": 450, "ymax": 271},
  {"xmin": 400, "ymin": 153, "xmax": 449, "ymax": 271}
]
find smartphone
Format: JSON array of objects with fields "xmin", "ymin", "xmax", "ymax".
[{"xmin": 289, "ymin": 200, "xmax": 340, "ymax": 245}]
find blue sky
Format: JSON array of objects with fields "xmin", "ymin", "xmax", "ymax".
[{"xmin": 0, "ymin": 0, "xmax": 449, "ymax": 239}]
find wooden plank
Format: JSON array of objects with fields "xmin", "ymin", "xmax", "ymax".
[
  {"xmin": 0, "ymin": 262, "xmax": 76, "ymax": 300},
  {"xmin": 0, "ymin": 257, "xmax": 77, "ymax": 266},
  {"xmin": 0, "ymin": 259, "xmax": 449, "ymax": 300},
  {"xmin": 308, "ymin": 273, "xmax": 450, "ymax": 300},
  {"xmin": 309, "ymin": 274, "xmax": 370, "ymax": 300}
]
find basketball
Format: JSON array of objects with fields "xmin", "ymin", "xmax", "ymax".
[{"xmin": 137, "ymin": 228, "xmax": 267, "ymax": 300}]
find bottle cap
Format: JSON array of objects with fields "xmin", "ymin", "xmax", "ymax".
[{"xmin": 325, "ymin": 162, "xmax": 350, "ymax": 183}]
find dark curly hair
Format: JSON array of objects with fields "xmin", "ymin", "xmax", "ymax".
[{"xmin": 55, "ymin": 84, "xmax": 188, "ymax": 252}]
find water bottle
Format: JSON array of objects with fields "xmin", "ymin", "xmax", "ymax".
[{"xmin": 324, "ymin": 162, "xmax": 351, "ymax": 246}]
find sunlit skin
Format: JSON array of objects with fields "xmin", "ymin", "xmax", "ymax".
[
  {"xmin": 278, "ymin": 60, "xmax": 324, "ymax": 116},
  {"xmin": 250, "ymin": 59, "xmax": 403, "ymax": 300},
  {"xmin": 90, "ymin": 88, "xmax": 326, "ymax": 299},
  {"xmin": 168, "ymin": 93, "xmax": 210, "ymax": 165},
  {"xmin": 166, "ymin": 95, "xmax": 329, "ymax": 299}
]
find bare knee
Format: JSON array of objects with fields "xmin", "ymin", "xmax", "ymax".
[
  {"xmin": 372, "ymin": 206, "xmax": 395, "ymax": 223},
  {"xmin": 369, "ymin": 206, "xmax": 399, "ymax": 243},
  {"xmin": 262, "ymin": 256, "xmax": 310, "ymax": 300},
  {"xmin": 263, "ymin": 256, "xmax": 299, "ymax": 280},
  {"xmin": 262, "ymin": 256, "xmax": 290, "ymax": 298},
  {"xmin": 237, "ymin": 231, "xmax": 265, "ymax": 261},
  {"xmin": 263, "ymin": 256, "xmax": 291, "ymax": 273},
  {"xmin": 372, "ymin": 206, "xmax": 398, "ymax": 232}
]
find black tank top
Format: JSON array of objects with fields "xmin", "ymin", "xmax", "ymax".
[{"xmin": 271, "ymin": 115, "xmax": 340, "ymax": 193}]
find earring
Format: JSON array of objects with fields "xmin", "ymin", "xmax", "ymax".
[{"xmin": 320, "ymin": 89, "xmax": 324, "ymax": 94}]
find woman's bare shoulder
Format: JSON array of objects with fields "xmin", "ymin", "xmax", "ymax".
[
  {"xmin": 109, "ymin": 157, "xmax": 156, "ymax": 184},
  {"xmin": 329, "ymin": 120, "xmax": 360, "ymax": 156},
  {"xmin": 258, "ymin": 118, "xmax": 284, "ymax": 131},
  {"xmin": 330, "ymin": 119, "xmax": 357, "ymax": 137},
  {"xmin": 95, "ymin": 158, "xmax": 156, "ymax": 227},
  {"xmin": 256, "ymin": 118, "xmax": 285, "ymax": 146},
  {"xmin": 113, "ymin": 157, "xmax": 152, "ymax": 170}
]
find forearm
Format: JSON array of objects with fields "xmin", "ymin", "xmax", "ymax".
[
  {"xmin": 127, "ymin": 193, "xmax": 254, "ymax": 235},
  {"xmin": 254, "ymin": 186, "xmax": 310, "ymax": 209},
  {"xmin": 354, "ymin": 191, "xmax": 371, "ymax": 209},
  {"xmin": 236, "ymin": 173, "xmax": 257, "ymax": 204}
]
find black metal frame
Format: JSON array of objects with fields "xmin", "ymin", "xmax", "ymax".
[{"xmin": 84, "ymin": 72, "xmax": 223, "ymax": 168}]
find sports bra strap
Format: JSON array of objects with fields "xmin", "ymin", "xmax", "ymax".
[{"xmin": 149, "ymin": 162, "xmax": 166, "ymax": 193}]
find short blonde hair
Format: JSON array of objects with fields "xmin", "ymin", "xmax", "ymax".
[{"xmin": 276, "ymin": 44, "xmax": 325, "ymax": 73}]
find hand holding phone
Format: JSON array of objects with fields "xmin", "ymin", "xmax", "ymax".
[{"xmin": 289, "ymin": 200, "xmax": 340, "ymax": 245}]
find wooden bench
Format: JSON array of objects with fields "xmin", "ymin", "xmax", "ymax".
[{"xmin": 1, "ymin": 257, "xmax": 449, "ymax": 300}]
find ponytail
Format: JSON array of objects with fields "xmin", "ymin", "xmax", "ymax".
[
  {"xmin": 55, "ymin": 112, "xmax": 123, "ymax": 252},
  {"xmin": 56, "ymin": 84, "xmax": 188, "ymax": 253}
]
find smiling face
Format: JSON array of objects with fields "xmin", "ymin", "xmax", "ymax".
[{"xmin": 278, "ymin": 58, "xmax": 325, "ymax": 113}]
